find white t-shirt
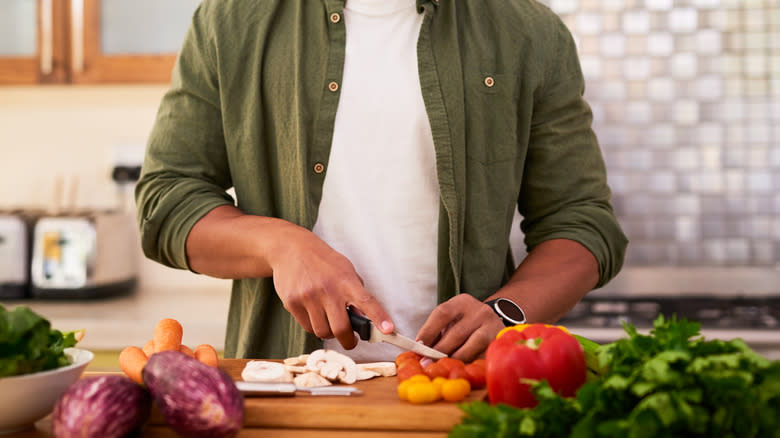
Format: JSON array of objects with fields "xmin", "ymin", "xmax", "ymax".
[{"xmin": 316, "ymin": 0, "xmax": 439, "ymax": 362}]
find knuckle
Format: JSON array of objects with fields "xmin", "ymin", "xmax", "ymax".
[{"xmin": 313, "ymin": 326, "xmax": 332, "ymax": 339}]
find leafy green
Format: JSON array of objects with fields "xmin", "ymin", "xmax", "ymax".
[
  {"xmin": 0, "ymin": 304, "xmax": 79, "ymax": 377},
  {"xmin": 451, "ymin": 381, "xmax": 582, "ymax": 438},
  {"xmin": 450, "ymin": 315, "xmax": 780, "ymax": 438}
]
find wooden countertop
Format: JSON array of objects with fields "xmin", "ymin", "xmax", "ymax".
[{"xmin": 9, "ymin": 359, "xmax": 487, "ymax": 438}]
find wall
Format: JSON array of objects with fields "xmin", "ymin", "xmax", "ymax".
[
  {"xmin": 539, "ymin": 0, "xmax": 780, "ymax": 269},
  {"xmin": 0, "ymin": 85, "xmax": 229, "ymax": 292}
]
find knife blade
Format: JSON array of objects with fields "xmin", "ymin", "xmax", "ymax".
[
  {"xmin": 347, "ymin": 307, "xmax": 447, "ymax": 359},
  {"xmin": 235, "ymin": 381, "xmax": 363, "ymax": 397}
]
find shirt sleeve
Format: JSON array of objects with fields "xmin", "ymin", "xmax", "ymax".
[
  {"xmin": 134, "ymin": 2, "xmax": 234, "ymax": 271},
  {"xmin": 518, "ymin": 18, "xmax": 628, "ymax": 288}
]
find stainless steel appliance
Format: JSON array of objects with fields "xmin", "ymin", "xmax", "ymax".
[
  {"xmin": 560, "ymin": 268, "xmax": 780, "ymax": 360},
  {"xmin": 29, "ymin": 210, "xmax": 138, "ymax": 299}
]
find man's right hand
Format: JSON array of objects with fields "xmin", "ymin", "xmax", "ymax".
[
  {"xmin": 268, "ymin": 224, "xmax": 395, "ymax": 349},
  {"xmin": 186, "ymin": 205, "xmax": 394, "ymax": 350}
]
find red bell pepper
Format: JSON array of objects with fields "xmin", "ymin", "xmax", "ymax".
[{"xmin": 485, "ymin": 324, "xmax": 586, "ymax": 408}]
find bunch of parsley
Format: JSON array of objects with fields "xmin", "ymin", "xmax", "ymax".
[
  {"xmin": 450, "ymin": 315, "xmax": 780, "ymax": 438},
  {"xmin": 0, "ymin": 304, "xmax": 79, "ymax": 377}
]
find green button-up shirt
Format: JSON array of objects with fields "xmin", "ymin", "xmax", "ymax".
[{"xmin": 136, "ymin": 0, "xmax": 628, "ymax": 359}]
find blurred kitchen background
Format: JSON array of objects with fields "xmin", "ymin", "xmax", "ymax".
[{"xmin": 1, "ymin": 0, "xmax": 778, "ymax": 365}]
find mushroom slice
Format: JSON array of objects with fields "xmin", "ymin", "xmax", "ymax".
[
  {"xmin": 294, "ymin": 371, "xmax": 333, "ymax": 388},
  {"xmin": 356, "ymin": 369, "xmax": 380, "ymax": 381},
  {"xmin": 283, "ymin": 354, "xmax": 310, "ymax": 366},
  {"xmin": 305, "ymin": 349, "xmax": 358, "ymax": 384},
  {"xmin": 241, "ymin": 360, "xmax": 293, "ymax": 383},
  {"xmin": 357, "ymin": 362, "xmax": 397, "ymax": 377},
  {"xmin": 284, "ymin": 365, "xmax": 307, "ymax": 375}
]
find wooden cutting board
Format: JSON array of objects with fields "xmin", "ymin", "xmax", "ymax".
[
  {"xmin": 9, "ymin": 359, "xmax": 486, "ymax": 438},
  {"xmin": 152, "ymin": 359, "xmax": 487, "ymax": 435}
]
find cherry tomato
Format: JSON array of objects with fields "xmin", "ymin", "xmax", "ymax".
[
  {"xmin": 441, "ymin": 378, "xmax": 471, "ymax": 402},
  {"xmin": 395, "ymin": 351, "xmax": 422, "ymax": 367},
  {"xmin": 406, "ymin": 381, "xmax": 441, "ymax": 404},
  {"xmin": 471, "ymin": 358, "xmax": 487, "ymax": 371},
  {"xmin": 437, "ymin": 357, "xmax": 466, "ymax": 374},
  {"xmin": 432, "ymin": 376, "xmax": 448, "ymax": 393},
  {"xmin": 397, "ymin": 379, "xmax": 416, "ymax": 401},
  {"xmin": 397, "ymin": 361, "xmax": 425, "ymax": 382},
  {"xmin": 448, "ymin": 366, "xmax": 470, "ymax": 381},
  {"xmin": 406, "ymin": 374, "xmax": 431, "ymax": 384},
  {"xmin": 424, "ymin": 361, "xmax": 449, "ymax": 379},
  {"xmin": 463, "ymin": 362, "xmax": 487, "ymax": 389}
]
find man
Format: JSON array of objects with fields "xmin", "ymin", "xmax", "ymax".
[{"xmin": 136, "ymin": 0, "xmax": 628, "ymax": 363}]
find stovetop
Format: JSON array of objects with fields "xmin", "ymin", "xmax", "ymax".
[{"xmin": 558, "ymin": 296, "xmax": 780, "ymax": 330}]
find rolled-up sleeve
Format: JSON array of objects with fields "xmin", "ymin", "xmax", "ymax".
[
  {"xmin": 135, "ymin": 2, "xmax": 234, "ymax": 270},
  {"xmin": 518, "ymin": 20, "xmax": 628, "ymax": 288}
]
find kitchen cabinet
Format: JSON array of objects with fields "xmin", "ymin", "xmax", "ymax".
[{"xmin": 0, "ymin": 0, "xmax": 200, "ymax": 85}]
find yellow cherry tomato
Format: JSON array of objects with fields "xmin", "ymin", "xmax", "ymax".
[
  {"xmin": 432, "ymin": 376, "xmax": 447, "ymax": 393},
  {"xmin": 406, "ymin": 381, "xmax": 441, "ymax": 404},
  {"xmin": 397, "ymin": 379, "xmax": 416, "ymax": 401},
  {"xmin": 406, "ymin": 374, "xmax": 431, "ymax": 384},
  {"xmin": 441, "ymin": 378, "xmax": 471, "ymax": 402}
]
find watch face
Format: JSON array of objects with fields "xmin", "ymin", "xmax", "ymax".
[{"xmin": 495, "ymin": 298, "xmax": 526, "ymax": 324}]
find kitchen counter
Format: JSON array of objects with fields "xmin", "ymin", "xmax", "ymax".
[
  {"xmin": 9, "ymin": 360, "xmax": 483, "ymax": 438},
  {"xmin": 0, "ymin": 283, "xmax": 231, "ymax": 352}
]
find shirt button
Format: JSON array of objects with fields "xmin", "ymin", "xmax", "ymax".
[
  {"xmin": 330, "ymin": 12, "xmax": 341, "ymax": 23},
  {"xmin": 328, "ymin": 81, "xmax": 339, "ymax": 92},
  {"xmin": 484, "ymin": 76, "xmax": 495, "ymax": 88},
  {"xmin": 313, "ymin": 163, "xmax": 325, "ymax": 174}
]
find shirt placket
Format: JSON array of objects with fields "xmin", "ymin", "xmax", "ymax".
[
  {"xmin": 416, "ymin": 0, "xmax": 464, "ymax": 299},
  {"xmin": 307, "ymin": 0, "xmax": 348, "ymax": 223}
]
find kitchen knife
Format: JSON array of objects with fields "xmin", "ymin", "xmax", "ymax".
[
  {"xmin": 347, "ymin": 307, "xmax": 447, "ymax": 359},
  {"xmin": 235, "ymin": 381, "xmax": 363, "ymax": 397}
]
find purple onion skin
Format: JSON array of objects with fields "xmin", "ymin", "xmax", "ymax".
[
  {"xmin": 143, "ymin": 350, "xmax": 244, "ymax": 438},
  {"xmin": 51, "ymin": 375, "xmax": 151, "ymax": 438}
]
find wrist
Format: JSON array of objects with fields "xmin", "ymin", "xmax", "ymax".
[{"xmin": 485, "ymin": 297, "xmax": 527, "ymax": 326}]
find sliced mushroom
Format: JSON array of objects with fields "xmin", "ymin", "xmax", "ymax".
[
  {"xmin": 294, "ymin": 371, "xmax": 333, "ymax": 388},
  {"xmin": 241, "ymin": 360, "xmax": 293, "ymax": 383},
  {"xmin": 357, "ymin": 362, "xmax": 397, "ymax": 377},
  {"xmin": 283, "ymin": 354, "xmax": 310, "ymax": 366},
  {"xmin": 305, "ymin": 349, "xmax": 358, "ymax": 384},
  {"xmin": 284, "ymin": 365, "xmax": 307, "ymax": 375},
  {"xmin": 356, "ymin": 369, "xmax": 380, "ymax": 381}
]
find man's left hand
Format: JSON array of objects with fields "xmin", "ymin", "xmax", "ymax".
[{"xmin": 415, "ymin": 294, "xmax": 504, "ymax": 363}]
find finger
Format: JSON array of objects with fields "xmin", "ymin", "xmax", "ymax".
[
  {"xmin": 327, "ymin": 303, "xmax": 358, "ymax": 350},
  {"xmin": 430, "ymin": 319, "xmax": 472, "ymax": 356},
  {"xmin": 307, "ymin": 308, "xmax": 334, "ymax": 339},
  {"xmin": 416, "ymin": 302, "xmax": 459, "ymax": 348},
  {"xmin": 348, "ymin": 289, "xmax": 394, "ymax": 334},
  {"xmin": 286, "ymin": 302, "xmax": 314, "ymax": 334},
  {"xmin": 449, "ymin": 327, "xmax": 495, "ymax": 362}
]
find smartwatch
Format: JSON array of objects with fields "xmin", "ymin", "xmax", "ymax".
[{"xmin": 485, "ymin": 297, "xmax": 527, "ymax": 327}]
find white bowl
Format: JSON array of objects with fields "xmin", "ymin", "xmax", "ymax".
[{"xmin": 0, "ymin": 348, "xmax": 94, "ymax": 434}]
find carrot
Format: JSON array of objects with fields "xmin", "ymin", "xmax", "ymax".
[
  {"xmin": 179, "ymin": 344, "xmax": 195, "ymax": 358},
  {"xmin": 153, "ymin": 318, "xmax": 183, "ymax": 353},
  {"xmin": 194, "ymin": 344, "xmax": 219, "ymax": 367},
  {"xmin": 119, "ymin": 346, "xmax": 148, "ymax": 384},
  {"xmin": 142, "ymin": 339, "xmax": 155, "ymax": 357}
]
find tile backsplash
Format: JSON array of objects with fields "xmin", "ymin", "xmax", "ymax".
[{"xmin": 539, "ymin": 0, "xmax": 780, "ymax": 267}]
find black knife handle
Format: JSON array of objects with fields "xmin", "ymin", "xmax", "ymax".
[{"xmin": 347, "ymin": 307, "xmax": 372, "ymax": 341}]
